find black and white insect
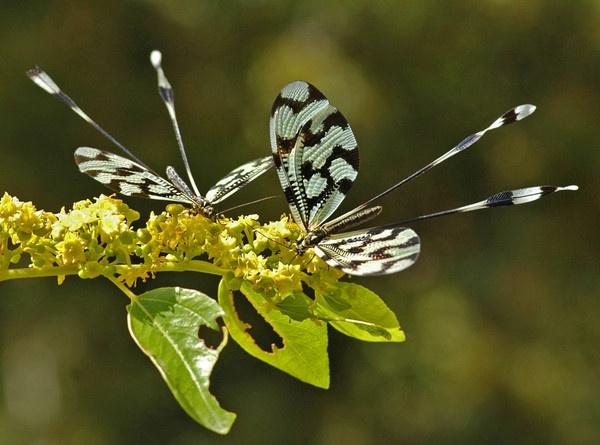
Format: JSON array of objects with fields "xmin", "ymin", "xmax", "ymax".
[
  {"xmin": 27, "ymin": 51, "xmax": 273, "ymax": 218},
  {"xmin": 270, "ymin": 81, "xmax": 577, "ymax": 276}
]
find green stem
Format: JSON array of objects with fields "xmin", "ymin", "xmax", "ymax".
[
  {"xmin": 105, "ymin": 261, "xmax": 225, "ymax": 303},
  {"xmin": 0, "ymin": 260, "xmax": 225, "ymax": 289},
  {"xmin": 0, "ymin": 265, "xmax": 78, "ymax": 282},
  {"xmin": 112, "ymin": 260, "xmax": 226, "ymax": 277},
  {"xmin": 107, "ymin": 275, "xmax": 137, "ymax": 301},
  {"xmin": 185, "ymin": 260, "xmax": 226, "ymax": 276}
]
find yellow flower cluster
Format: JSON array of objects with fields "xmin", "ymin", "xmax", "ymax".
[
  {"xmin": 0, "ymin": 193, "xmax": 343, "ymax": 297},
  {"xmin": 0, "ymin": 193, "xmax": 57, "ymax": 270}
]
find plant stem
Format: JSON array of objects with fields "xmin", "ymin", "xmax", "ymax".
[
  {"xmin": 0, "ymin": 266, "xmax": 78, "ymax": 282},
  {"xmin": 107, "ymin": 276, "xmax": 137, "ymax": 301},
  {"xmin": 0, "ymin": 260, "xmax": 225, "ymax": 287},
  {"xmin": 111, "ymin": 260, "xmax": 226, "ymax": 277},
  {"xmin": 185, "ymin": 260, "xmax": 227, "ymax": 276}
]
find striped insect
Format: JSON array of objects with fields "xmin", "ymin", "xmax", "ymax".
[
  {"xmin": 27, "ymin": 51, "xmax": 273, "ymax": 218},
  {"xmin": 270, "ymin": 81, "xmax": 577, "ymax": 276}
]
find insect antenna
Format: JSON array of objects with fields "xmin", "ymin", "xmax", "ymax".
[
  {"xmin": 330, "ymin": 105, "xmax": 536, "ymax": 224},
  {"xmin": 150, "ymin": 50, "xmax": 202, "ymax": 198},
  {"xmin": 26, "ymin": 67, "xmax": 155, "ymax": 173},
  {"xmin": 395, "ymin": 185, "xmax": 578, "ymax": 225},
  {"xmin": 252, "ymin": 228, "xmax": 290, "ymax": 249},
  {"xmin": 215, "ymin": 195, "xmax": 279, "ymax": 217},
  {"xmin": 300, "ymin": 251, "xmax": 317, "ymax": 269}
]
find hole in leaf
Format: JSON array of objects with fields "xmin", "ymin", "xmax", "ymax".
[
  {"xmin": 302, "ymin": 283, "xmax": 316, "ymax": 300},
  {"xmin": 232, "ymin": 290, "xmax": 284, "ymax": 352},
  {"xmin": 198, "ymin": 319, "xmax": 223, "ymax": 349}
]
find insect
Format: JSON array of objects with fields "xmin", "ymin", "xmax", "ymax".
[
  {"xmin": 27, "ymin": 51, "xmax": 273, "ymax": 218},
  {"xmin": 270, "ymin": 81, "xmax": 577, "ymax": 276}
]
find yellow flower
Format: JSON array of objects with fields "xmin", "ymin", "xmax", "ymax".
[
  {"xmin": 117, "ymin": 265, "xmax": 152, "ymax": 287},
  {"xmin": 98, "ymin": 214, "xmax": 122, "ymax": 238},
  {"xmin": 56, "ymin": 232, "xmax": 86, "ymax": 265},
  {"xmin": 58, "ymin": 208, "xmax": 94, "ymax": 231},
  {"xmin": 261, "ymin": 262, "xmax": 303, "ymax": 297},
  {"xmin": 0, "ymin": 193, "xmax": 19, "ymax": 218}
]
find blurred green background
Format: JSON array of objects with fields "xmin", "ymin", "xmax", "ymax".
[{"xmin": 1, "ymin": 1, "xmax": 598, "ymax": 444}]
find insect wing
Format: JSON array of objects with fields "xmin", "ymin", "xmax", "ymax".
[
  {"xmin": 315, "ymin": 226, "xmax": 420, "ymax": 276},
  {"xmin": 205, "ymin": 156, "xmax": 274, "ymax": 205},
  {"xmin": 270, "ymin": 81, "xmax": 359, "ymax": 230},
  {"xmin": 74, "ymin": 147, "xmax": 193, "ymax": 204}
]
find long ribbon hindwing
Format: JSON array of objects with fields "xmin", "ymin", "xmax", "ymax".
[
  {"xmin": 316, "ymin": 226, "xmax": 420, "ymax": 276},
  {"xmin": 271, "ymin": 81, "xmax": 577, "ymax": 277},
  {"xmin": 28, "ymin": 51, "xmax": 273, "ymax": 218}
]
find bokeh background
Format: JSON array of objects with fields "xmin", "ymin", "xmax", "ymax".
[{"xmin": 1, "ymin": 1, "xmax": 598, "ymax": 444}]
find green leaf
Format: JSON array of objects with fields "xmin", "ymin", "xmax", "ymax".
[
  {"xmin": 127, "ymin": 287, "xmax": 236, "ymax": 434},
  {"xmin": 276, "ymin": 293, "xmax": 313, "ymax": 321},
  {"xmin": 218, "ymin": 278, "xmax": 329, "ymax": 389},
  {"xmin": 315, "ymin": 282, "xmax": 405, "ymax": 342}
]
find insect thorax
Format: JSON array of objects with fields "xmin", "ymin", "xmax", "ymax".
[
  {"xmin": 200, "ymin": 203, "xmax": 215, "ymax": 219},
  {"xmin": 186, "ymin": 197, "xmax": 214, "ymax": 219},
  {"xmin": 296, "ymin": 229, "xmax": 327, "ymax": 255},
  {"xmin": 203, "ymin": 205, "xmax": 215, "ymax": 219}
]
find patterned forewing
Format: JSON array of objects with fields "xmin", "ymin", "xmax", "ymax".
[
  {"xmin": 315, "ymin": 226, "xmax": 420, "ymax": 276},
  {"xmin": 205, "ymin": 156, "xmax": 274, "ymax": 204},
  {"xmin": 74, "ymin": 147, "xmax": 192, "ymax": 203},
  {"xmin": 270, "ymin": 81, "xmax": 359, "ymax": 230}
]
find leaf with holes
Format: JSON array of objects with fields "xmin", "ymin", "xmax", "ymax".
[
  {"xmin": 315, "ymin": 282, "xmax": 406, "ymax": 342},
  {"xmin": 127, "ymin": 287, "xmax": 236, "ymax": 434},
  {"xmin": 218, "ymin": 278, "xmax": 329, "ymax": 389}
]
